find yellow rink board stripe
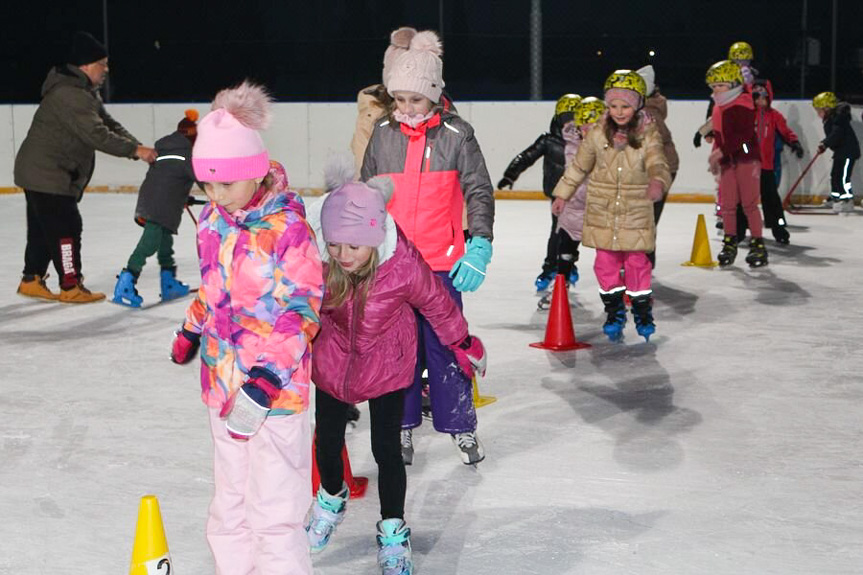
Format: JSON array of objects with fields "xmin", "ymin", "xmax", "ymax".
[{"xmin": 0, "ymin": 186, "xmax": 836, "ymax": 205}]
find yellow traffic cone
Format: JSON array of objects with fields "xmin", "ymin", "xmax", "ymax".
[
  {"xmin": 681, "ymin": 214, "xmax": 718, "ymax": 267},
  {"xmin": 129, "ymin": 495, "xmax": 173, "ymax": 575},
  {"xmin": 472, "ymin": 375, "xmax": 497, "ymax": 408}
]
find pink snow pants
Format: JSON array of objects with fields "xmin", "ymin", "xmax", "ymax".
[
  {"xmin": 719, "ymin": 160, "xmax": 763, "ymax": 238},
  {"xmin": 207, "ymin": 408, "xmax": 312, "ymax": 575},
  {"xmin": 594, "ymin": 249, "xmax": 652, "ymax": 295}
]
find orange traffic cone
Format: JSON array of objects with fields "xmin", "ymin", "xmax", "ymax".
[
  {"xmin": 530, "ymin": 274, "xmax": 591, "ymax": 351},
  {"xmin": 311, "ymin": 432, "xmax": 368, "ymax": 498},
  {"xmin": 129, "ymin": 495, "xmax": 173, "ymax": 575},
  {"xmin": 682, "ymin": 214, "xmax": 718, "ymax": 267}
]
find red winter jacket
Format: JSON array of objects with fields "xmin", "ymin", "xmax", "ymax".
[
  {"xmin": 310, "ymin": 214, "xmax": 468, "ymax": 404},
  {"xmin": 753, "ymin": 80, "xmax": 799, "ymax": 169},
  {"xmin": 712, "ymin": 88, "xmax": 760, "ymax": 167}
]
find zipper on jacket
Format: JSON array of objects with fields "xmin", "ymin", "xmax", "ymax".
[{"xmin": 341, "ymin": 289, "xmax": 362, "ymax": 402}]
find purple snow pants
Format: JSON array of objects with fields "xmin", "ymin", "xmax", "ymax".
[{"xmin": 402, "ymin": 271, "xmax": 477, "ymax": 434}]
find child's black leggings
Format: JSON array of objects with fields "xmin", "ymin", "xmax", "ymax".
[{"xmin": 315, "ymin": 387, "xmax": 406, "ymax": 519}]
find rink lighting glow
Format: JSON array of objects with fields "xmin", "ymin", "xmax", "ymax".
[{"xmin": 649, "ymin": 50, "xmax": 656, "ymax": 57}]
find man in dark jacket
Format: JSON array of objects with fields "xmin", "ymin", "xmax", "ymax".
[
  {"xmin": 498, "ymin": 94, "xmax": 580, "ymax": 292},
  {"xmin": 14, "ymin": 31, "xmax": 156, "ymax": 303},
  {"xmin": 813, "ymin": 91, "xmax": 860, "ymax": 213}
]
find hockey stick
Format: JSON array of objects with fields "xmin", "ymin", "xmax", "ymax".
[
  {"xmin": 782, "ymin": 149, "xmax": 828, "ymax": 214},
  {"xmin": 185, "ymin": 205, "xmax": 198, "ymax": 226}
]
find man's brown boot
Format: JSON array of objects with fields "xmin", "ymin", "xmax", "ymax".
[
  {"xmin": 59, "ymin": 282, "xmax": 106, "ymax": 304},
  {"xmin": 17, "ymin": 274, "xmax": 59, "ymax": 301}
]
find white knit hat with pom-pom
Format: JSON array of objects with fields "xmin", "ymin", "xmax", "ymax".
[
  {"xmin": 386, "ymin": 31, "xmax": 445, "ymax": 103},
  {"xmin": 192, "ymin": 80, "xmax": 273, "ymax": 182}
]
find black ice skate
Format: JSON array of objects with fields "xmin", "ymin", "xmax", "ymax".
[
  {"xmin": 600, "ymin": 291, "xmax": 627, "ymax": 342},
  {"xmin": 745, "ymin": 237, "xmax": 769, "ymax": 268},
  {"xmin": 717, "ymin": 235, "xmax": 738, "ymax": 267},
  {"xmin": 630, "ymin": 294, "xmax": 656, "ymax": 342}
]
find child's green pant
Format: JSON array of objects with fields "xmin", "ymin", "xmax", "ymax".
[{"xmin": 126, "ymin": 221, "xmax": 175, "ymax": 274}]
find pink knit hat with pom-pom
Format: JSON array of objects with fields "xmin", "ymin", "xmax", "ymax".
[
  {"xmin": 386, "ymin": 31, "xmax": 445, "ymax": 103},
  {"xmin": 382, "ymin": 27, "xmax": 417, "ymax": 86},
  {"xmin": 192, "ymin": 80, "xmax": 272, "ymax": 182}
]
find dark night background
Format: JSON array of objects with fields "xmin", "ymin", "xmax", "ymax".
[{"xmin": 2, "ymin": 1, "xmax": 862, "ymax": 103}]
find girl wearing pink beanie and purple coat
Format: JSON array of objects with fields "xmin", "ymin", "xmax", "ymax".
[
  {"xmin": 303, "ymin": 157, "xmax": 486, "ymax": 575},
  {"xmin": 169, "ymin": 81, "xmax": 324, "ymax": 574}
]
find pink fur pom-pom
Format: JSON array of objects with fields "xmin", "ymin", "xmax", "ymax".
[
  {"xmin": 390, "ymin": 27, "xmax": 417, "ymax": 49},
  {"xmin": 410, "ymin": 30, "xmax": 442, "ymax": 57},
  {"xmin": 212, "ymin": 80, "xmax": 273, "ymax": 131}
]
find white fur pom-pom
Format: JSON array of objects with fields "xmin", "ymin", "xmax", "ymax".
[
  {"xmin": 410, "ymin": 30, "xmax": 442, "ymax": 57},
  {"xmin": 212, "ymin": 80, "xmax": 273, "ymax": 130},
  {"xmin": 390, "ymin": 27, "xmax": 417, "ymax": 49},
  {"xmin": 367, "ymin": 176, "xmax": 395, "ymax": 204},
  {"xmin": 323, "ymin": 153, "xmax": 356, "ymax": 193}
]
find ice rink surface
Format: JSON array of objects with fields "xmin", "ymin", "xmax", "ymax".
[{"xmin": 1, "ymin": 194, "xmax": 861, "ymax": 574}]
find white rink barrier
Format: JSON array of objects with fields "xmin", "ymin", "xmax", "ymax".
[{"xmin": 2, "ymin": 101, "xmax": 861, "ymax": 201}]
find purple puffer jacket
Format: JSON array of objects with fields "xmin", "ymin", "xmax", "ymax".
[
  {"xmin": 558, "ymin": 121, "xmax": 588, "ymax": 241},
  {"xmin": 308, "ymin": 203, "xmax": 468, "ymax": 404}
]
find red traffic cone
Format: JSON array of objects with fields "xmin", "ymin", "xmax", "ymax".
[
  {"xmin": 311, "ymin": 432, "xmax": 368, "ymax": 498},
  {"xmin": 530, "ymin": 274, "xmax": 591, "ymax": 351}
]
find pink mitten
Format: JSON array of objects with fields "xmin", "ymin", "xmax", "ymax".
[
  {"xmin": 449, "ymin": 335, "xmax": 487, "ymax": 378},
  {"xmin": 551, "ymin": 197, "xmax": 566, "ymax": 216},
  {"xmin": 646, "ymin": 179, "xmax": 664, "ymax": 202},
  {"xmin": 170, "ymin": 328, "xmax": 200, "ymax": 364}
]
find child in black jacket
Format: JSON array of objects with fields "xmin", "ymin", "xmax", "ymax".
[
  {"xmin": 498, "ymin": 94, "xmax": 581, "ymax": 292},
  {"xmin": 813, "ymin": 91, "xmax": 860, "ymax": 213},
  {"xmin": 112, "ymin": 110, "xmax": 201, "ymax": 307}
]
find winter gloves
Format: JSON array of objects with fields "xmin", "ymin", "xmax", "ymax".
[
  {"xmin": 220, "ymin": 367, "xmax": 282, "ymax": 441},
  {"xmin": 449, "ymin": 335, "xmax": 487, "ymax": 378},
  {"xmin": 646, "ymin": 179, "xmax": 665, "ymax": 202},
  {"xmin": 497, "ymin": 177, "xmax": 514, "ymax": 190},
  {"xmin": 790, "ymin": 141, "xmax": 804, "ymax": 159},
  {"xmin": 449, "ymin": 236, "xmax": 492, "ymax": 292},
  {"xmin": 170, "ymin": 328, "xmax": 200, "ymax": 364},
  {"xmin": 170, "ymin": 326, "xmax": 281, "ymax": 441}
]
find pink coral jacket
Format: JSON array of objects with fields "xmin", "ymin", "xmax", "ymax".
[{"xmin": 183, "ymin": 161, "xmax": 324, "ymax": 415}]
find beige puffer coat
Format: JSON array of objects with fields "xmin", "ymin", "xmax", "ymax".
[
  {"xmin": 350, "ymin": 84, "xmax": 391, "ymax": 173},
  {"xmin": 552, "ymin": 114, "xmax": 671, "ymax": 252}
]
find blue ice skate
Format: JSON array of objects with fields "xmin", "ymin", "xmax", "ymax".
[
  {"xmin": 306, "ymin": 484, "xmax": 348, "ymax": 553},
  {"xmin": 600, "ymin": 291, "xmax": 626, "ymax": 342},
  {"xmin": 534, "ymin": 270, "xmax": 556, "ymax": 293},
  {"xmin": 377, "ymin": 518, "xmax": 413, "ymax": 575},
  {"xmin": 112, "ymin": 269, "xmax": 143, "ymax": 308},
  {"xmin": 160, "ymin": 268, "xmax": 190, "ymax": 302},
  {"xmin": 630, "ymin": 294, "xmax": 656, "ymax": 342},
  {"xmin": 568, "ymin": 266, "xmax": 579, "ymax": 287}
]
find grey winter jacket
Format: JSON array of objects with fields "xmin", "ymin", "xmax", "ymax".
[
  {"xmin": 134, "ymin": 131, "xmax": 198, "ymax": 234},
  {"xmin": 14, "ymin": 65, "xmax": 139, "ymax": 199},
  {"xmin": 360, "ymin": 111, "xmax": 494, "ymax": 271}
]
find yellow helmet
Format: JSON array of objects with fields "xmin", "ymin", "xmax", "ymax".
[
  {"xmin": 555, "ymin": 94, "xmax": 582, "ymax": 116},
  {"xmin": 574, "ymin": 97, "xmax": 607, "ymax": 127},
  {"xmin": 706, "ymin": 60, "xmax": 743, "ymax": 86},
  {"xmin": 728, "ymin": 41, "xmax": 754, "ymax": 61},
  {"xmin": 812, "ymin": 91, "xmax": 838, "ymax": 109},
  {"xmin": 603, "ymin": 70, "xmax": 647, "ymax": 99}
]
